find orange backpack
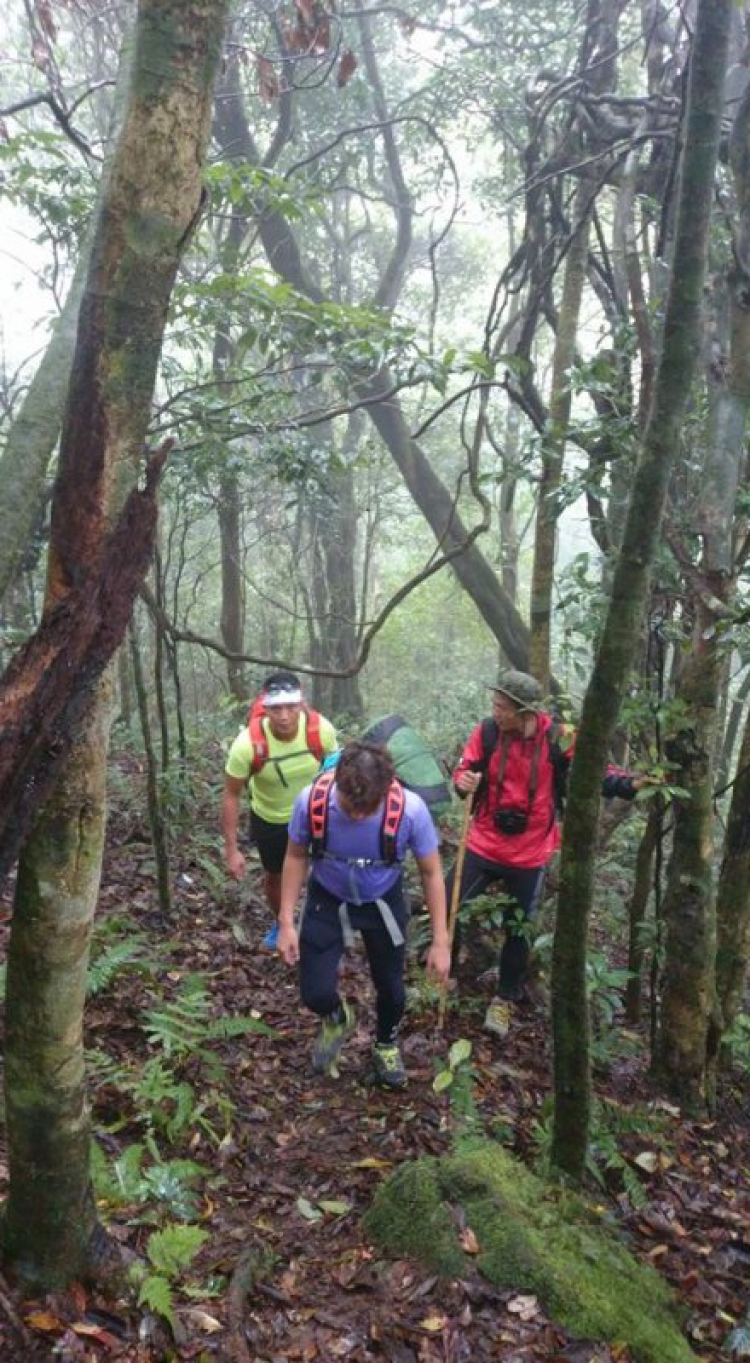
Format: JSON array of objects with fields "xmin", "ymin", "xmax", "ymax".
[
  {"xmin": 307, "ymin": 768, "xmax": 406, "ymax": 863},
  {"xmin": 247, "ymin": 695, "xmax": 324, "ymax": 776}
]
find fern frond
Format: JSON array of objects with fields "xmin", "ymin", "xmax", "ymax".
[
  {"xmin": 147, "ymin": 1223, "xmax": 208, "ymax": 1278},
  {"xmin": 87, "ymin": 938, "xmax": 152, "ymax": 997},
  {"xmin": 138, "ymin": 1273, "xmax": 175, "ymax": 1325}
]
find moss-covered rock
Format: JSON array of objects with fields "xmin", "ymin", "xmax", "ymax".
[{"xmin": 364, "ymin": 1142, "xmax": 696, "ymax": 1363}]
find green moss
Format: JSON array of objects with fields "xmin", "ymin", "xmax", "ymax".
[
  {"xmin": 366, "ymin": 1142, "xmax": 696, "ymax": 1363},
  {"xmin": 363, "ymin": 1157, "xmax": 463, "ymax": 1278}
]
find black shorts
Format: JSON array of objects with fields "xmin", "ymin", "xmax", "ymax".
[{"xmin": 249, "ymin": 810, "xmax": 289, "ymax": 874}]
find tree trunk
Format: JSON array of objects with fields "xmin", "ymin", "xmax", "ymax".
[
  {"xmin": 529, "ymin": 185, "xmax": 591, "ymax": 688},
  {"xmin": 655, "ymin": 594, "xmax": 722, "ymax": 1111},
  {"xmin": 659, "ymin": 74, "xmax": 750, "ymax": 1103},
  {"xmin": 4, "ymin": 685, "xmax": 112, "ymax": 1286},
  {"xmin": 218, "ymin": 466, "xmax": 246, "ymax": 703},
  {"xmin": 324, "ymin": 463, "xmax": 364, "ymax": 723},
  {"xmin": 3, "ymin": 0, "xmax": 229, "ymax": 1287},
  {"xmin": 625, "ymin": 802, "xmax": 661, "ymax": 1024},
  {"xmin": 712, "ymin": 702, "xmax": 750, "ymax": 1039},
  {"xmin": 0, "ymin": 230, "xmax": 90, "ymax": 601},
  {"xmin": 550, "ymin": 0, "xmax": 730, "ymax": 1180},
  {"xmin": 130, "ymin": 623, "xmax": 172, "ymax": 916}
]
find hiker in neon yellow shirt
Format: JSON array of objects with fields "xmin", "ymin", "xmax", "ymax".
[{"xmin": 222, "ymin": 671, "xmax": 337, "ymax": 947}]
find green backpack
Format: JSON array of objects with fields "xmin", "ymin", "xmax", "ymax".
[{"xmin": 362, "ymin": 715, "xmax": 452, "ymax": 814}]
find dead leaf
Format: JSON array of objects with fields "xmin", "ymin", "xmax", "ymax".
[
  {"xmin": 635, "ymin": 1151, "xmax": 659, "ymax": 1173},
  {"xmin": 70, "ymin": 1321, "xmax": 121, "ymax": 1347},
  {"xmin": 26, "ymin": 1310, "xmax": 64, "ymax": 1332},
  {"xmin": 337, "ymin": 50, "xmax": 358, "ymax": 88},
  {"xmin": 257, "ymin": 55, "xmax": 279, "ymax": 103},
  {"xmin": 460, "ymin": 1226, "xmax": 480, "ymax": 1254},
  {"xmin": 181, "ymin": 1307, "xmax": 222, "ymax": 1334},
  {"xmin": 420, "ymin": 1312, "xmax": 447, "ymax": 1331},
  {"xmin": 507, "ymin": 1293, "xmax": 539, "ymax": 1321}
]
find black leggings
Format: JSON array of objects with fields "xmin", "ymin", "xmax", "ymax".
[
  {"xmin": 445, "ymin": 849, "xmax": 545, "ymax": 1000},
  {"xmin": 299, "ymin": 879, "xmax": 409, "ymax": 1044}
]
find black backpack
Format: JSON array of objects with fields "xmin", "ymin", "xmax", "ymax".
[{"xmin": 477, "ymin": 717, "xmax": 570, "ymax": 817}]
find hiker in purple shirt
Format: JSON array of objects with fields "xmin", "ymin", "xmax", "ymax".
[{"xmin": 278, "ymin": 741, "xmax": 450, "ymax": 1089}]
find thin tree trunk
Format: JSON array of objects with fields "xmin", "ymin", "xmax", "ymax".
[
  {"xmin": 550, "ymin": 0, "xmax": 730, "ymax": 1180},
  {"xmin": 2, "ymin": 0, "xmax": 229, "ymax": 1286},
  {"xmin": 712, "ymin": 703, "xmax": 750, "ymax": 1039},
  {"xmin": 130, "ymin": 624, "xmax": 172, "ymax": 916},
  {"xmin": 529, "ymin": 185, "xmax": 591, "ymax": 688},
  {"xmin": 0, "ymin": 235, "xmax": 90, "ymax": 600},
  {"xmin": 625, "ymin": 802, "xmax": 661, "ymax": 1023}
]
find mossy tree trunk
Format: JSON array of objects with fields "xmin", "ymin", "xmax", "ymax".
[
  {"xmin": 705, "ymin": 79, "xmax": 750, "ymax": 1070},
  {"xmin": 655, "ymin": 594, "xmax": 723, "ymax": 1110},
  {"xmin": 659, "ymin": 75, "xmax": 750, "ymax": 1107},
  {"xmin": 550, "ymin": 0, "xmax": 731, "ymax": 1180},
  {"xmin": 712, "ymin": 704, "xmax": 750, "ymax": 1043},
  {"xmin": 3, "ymin": 0, "xmax": 230, "ymax": 1288}
]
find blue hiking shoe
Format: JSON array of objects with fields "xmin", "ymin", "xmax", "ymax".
[
  {"xmin": 262, "ymin": 922, "xmax": 279, "ymax": 950},
  {"xmin": 312, "ymin": 1001, "xmax": 356, "ymax": 1077}
]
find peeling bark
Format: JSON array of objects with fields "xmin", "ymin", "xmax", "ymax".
[{"xmin": 2, "ymin": 0, "xmax": 230, "ymax": 1288}]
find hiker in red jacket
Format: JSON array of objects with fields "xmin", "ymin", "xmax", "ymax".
[{"xmin": 449, "ymin": 670, "xmax": 646, "ymax": 1039}]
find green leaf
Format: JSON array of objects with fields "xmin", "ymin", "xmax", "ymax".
[
  {"xmin": 296, "ymin": 1196, "xmax": 323, "ymax": 1221},
  {"xmin": 433, "ymin": 1070, "xmax": 454, "ymax": 1093},
  {"xmin": 138, "ymin": 1273, "xmax": 175, "ymax": 1326},
  {"xmin": 465, "ymin": 350, "xmax": 495, "ymax": 379},
  {"xmin": 448, "ymin": 1038, "xmax": 472, "ymax": 1070},
  {"xmin": 319, "ymin": 1199, "xmax": 351, "ymax": 1216},
  {"xmin": 146, "ymin": 1223, "xmax": 208, "ymax": 1279}
]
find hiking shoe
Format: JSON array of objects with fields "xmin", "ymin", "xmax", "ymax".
[
  {"xmin": 372, "ymin": 1042, "xmax": 407, "ymax": 1090},
  {"xmin": 484, "ymin": 997, "xmax": 512, "ymax": 1038},
  {"xmin": 312, "ymin": 1001, "xmax": 355, "ymax": 1076},
  {"xmin": 262, "ymin": 922, "xmax": 279, "ymax": 950}
]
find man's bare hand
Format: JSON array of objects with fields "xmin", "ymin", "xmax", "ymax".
[
  {"xmin": 225, "ymin": 848, "xmax": 246, "ymax": 880},
  {"xmin": 455, "ymin": 769, "xmax": 481, "ymax": 795},
  {"xmin": 278, "ymin": 922, "xmax": 300, "ymax": 966},
  {"xmin": 426, "ymin": 942, "xmax": 451, "ymax": 984}
]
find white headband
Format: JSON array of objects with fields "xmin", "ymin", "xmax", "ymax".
[{"xmin": 263, "ymin": 687, "xmax": 302, "ymax": 707}]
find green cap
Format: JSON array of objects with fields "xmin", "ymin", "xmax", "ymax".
[{"xmin": 488, "ymin": 669, "xmax": 544, "ymax": 711}]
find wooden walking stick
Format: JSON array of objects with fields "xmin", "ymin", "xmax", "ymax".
[{"xmin": 438, "ymin": 790, "xmax": 474, "ymax": 1031}]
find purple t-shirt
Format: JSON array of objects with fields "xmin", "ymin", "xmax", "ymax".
[{"xmin": 288, "ymin": 783, "xmax": 438, "ymax": 903}]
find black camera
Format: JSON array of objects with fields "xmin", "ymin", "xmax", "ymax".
[{"xmin": 494, "ymin": 807, "xmax": 528, "ymax": 836}]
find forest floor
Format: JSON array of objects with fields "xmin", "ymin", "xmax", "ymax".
[{"xmin": 0, "ymin": 786, "xmax": 747, "ymax": 1363}]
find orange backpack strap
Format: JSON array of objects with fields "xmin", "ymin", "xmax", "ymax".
[
  {"xmin": 303, "ymin": 706, "xmax": 324, "ymax": 763},
  {"xmin": 309, "ymin": 769, "xmax": 336, "ymax": 857},
  {"xmin": 248, "ymin": 698, "xmax": 269, "ymax": 776},
  {"xmin": 380, "ymin": 779, "xmax": 406, "ymax": 864},
  {"xmin": 248, "ymin": 698, "xmax": 324, "ymax": 777}
]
